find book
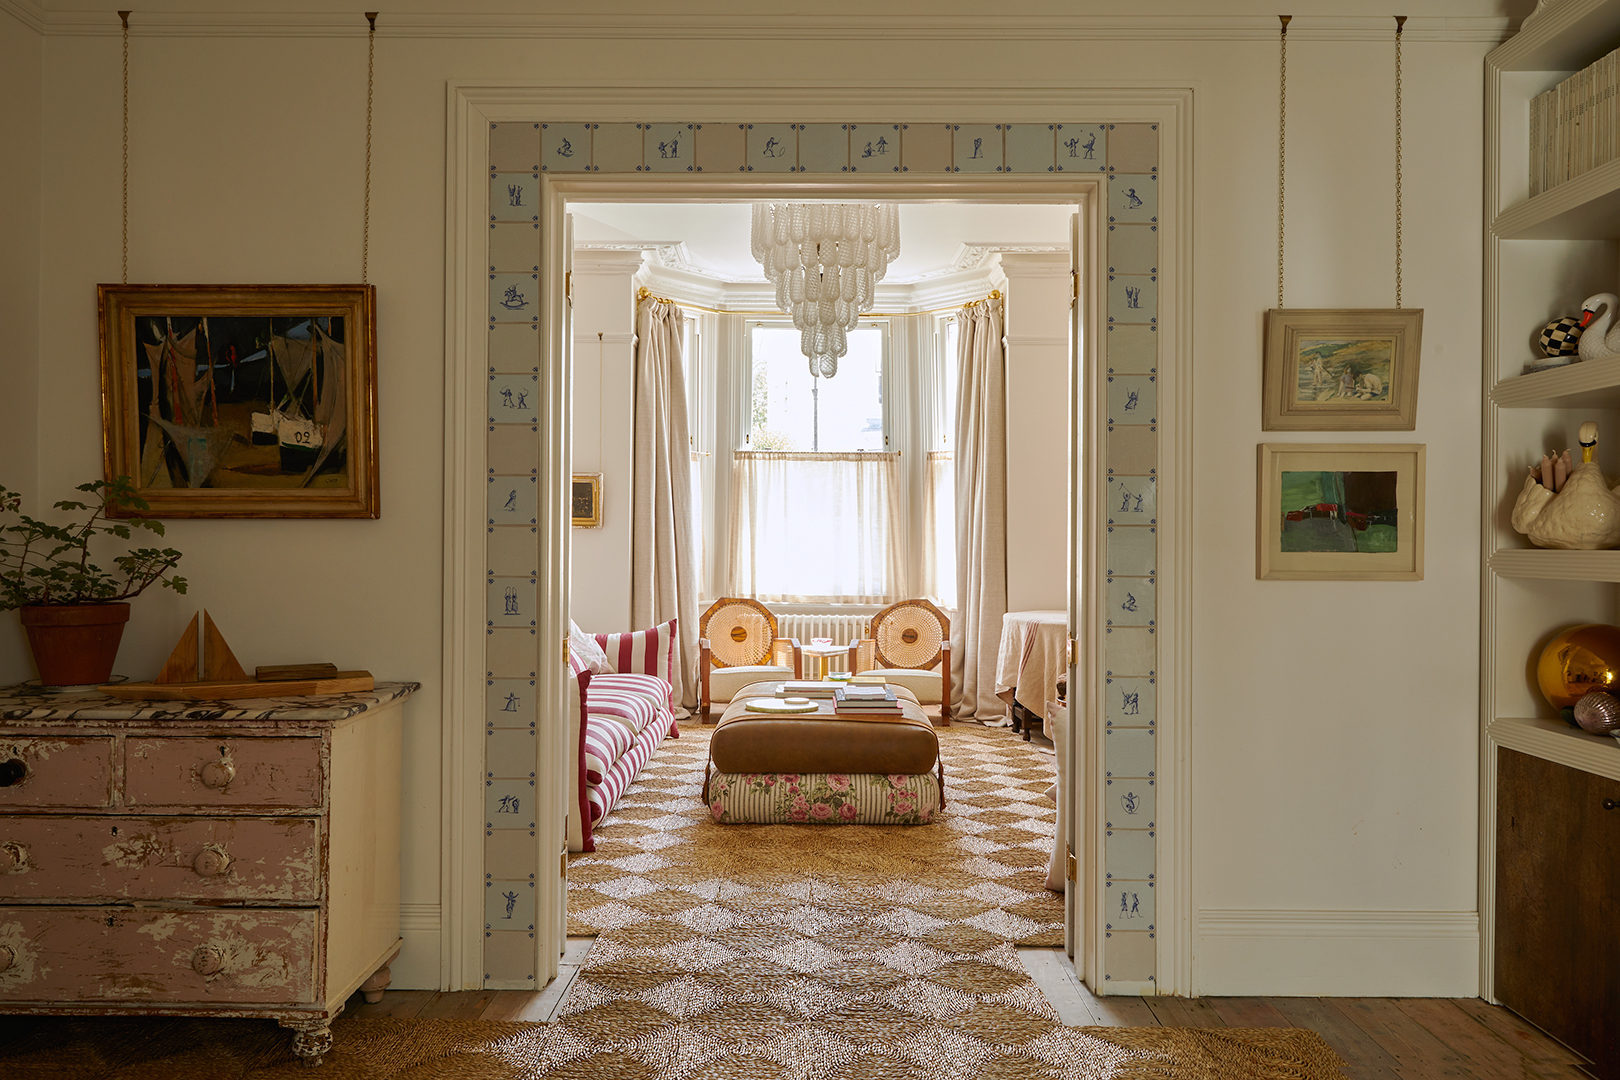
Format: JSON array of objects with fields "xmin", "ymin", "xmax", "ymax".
[
  {"xmin": 850, "ymin": 674, "xmax": 887, "ymax": 685},
  {"xmin": 834, "ymin": 686, "xmax": 899, "ymax": 710},
  {"xmin": 777, "ymin": 681, "xmax": 837, "ymax": 698}
]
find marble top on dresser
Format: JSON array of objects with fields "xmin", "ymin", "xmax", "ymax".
[{"xmin": 0, "ymin": 681, "xmax": 418, "ymax": 722}]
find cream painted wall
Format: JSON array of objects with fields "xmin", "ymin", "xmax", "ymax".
[{"xmin": 11, "ymin": 5, "xmax": 1494, "ymax": 992}]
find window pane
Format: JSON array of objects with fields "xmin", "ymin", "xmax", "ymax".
[
  {"xmin": 941, "ymin": 317, "xmax": 960, "ymax": 450},
  {"xmin": 749, "ymin": 325, "xmax": 883, "ymax": 452}
]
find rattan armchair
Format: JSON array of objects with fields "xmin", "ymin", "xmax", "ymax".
[
  {"xmin": 847, "ymin": 599, "xmax": 952, "ymax": 722},
  {"xmin": 697, "ymin": 597, "xmax": 802, "ymax": 724}
]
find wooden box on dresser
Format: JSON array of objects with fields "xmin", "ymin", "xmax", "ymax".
[
  {"xmin": 0, "ymin": 681, "xmax": 415, "ymax": 1066},
  {"xmin": 1485, "ymin": 4, "xmax": 1620, "ymax": 1078}
]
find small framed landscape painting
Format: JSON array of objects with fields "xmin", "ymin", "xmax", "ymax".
[
  {"xmin": 572, "ymin": 474, "xmax": 601, "ymax": 528},
  {"xmin": 99, "ymin": 284, "xmax": 379, "ymax": 518},
  {"xmin": 1262, "ymin": 308, "xmax": 1423, "ymax": 430},
  {"xmin": 1257, "ymin": 443, "xmax": 1425, "ymax": 580}
]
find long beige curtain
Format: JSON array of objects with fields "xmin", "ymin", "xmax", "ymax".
[
  {"xmin": 631, "ymin": 298, "xmax": 699, "ymax": 712},
  {"xmin": 951, "ymin": 298, "xmax": 1007, "ymax": 721}
]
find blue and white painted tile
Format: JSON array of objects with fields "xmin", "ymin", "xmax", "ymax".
[
  {"xmin": 1105, "ymin": 880, "xmax": 1155, "ymax": 930},
  {"xmin": 849, "ymin": 124, "xmax": 899, "ymax": 171},
  {"xmin": 485, "ymin": 779, "xmax": 536, "ymax": 830},
  {"xmin": 486, "ymin": 678, "xmax": 537, "ymax": 728},
  {"xmin": 1106, "ymin": 526, "xmax": 1156, "ymax": 578},
  {"xmin": 590, "ymin": 124, "xmax": 642, "ymax": 173},
  {"xmin": 489, "ymin": 373, "xmax": 539, "ymax": 425},
  {"xmin": 693, "ymin": 123, "xmax": 746, "ymax": 173},
  {"xmin": 1107, "ymin": 375, "xmax": 1155, "ymax": 428},
  {"xmin": 797, "ymin": 124, "xmax": 849, "ymax": 173},
  {"xmin": 484, "ymin": 929, "xmax": 536, "ymax": 986},
  {"xmin": 1108, "ymin": 274, "xmax": 1157, "ymax": 325},
  {"xmin": 1107, "ymin": 123, "xmax": 1159, "ymax": 173},
  {"xmin": 1055, "ymin": 124, "xmax": 1106, "ymax": 172},
  {"xmin": 489, "ymin": 223, "xmax": 539, "ymax": 273},
  {"xmin": 746, "ymin": 124, "xmax": 797, "ymax": 172},
  {"xmin": 1106, "ymin": 576, "xmax": 1154, "ymax": 628},
  {"xmin": 1105, "ymin": 929, "xmax": 1155, "ymax": 984},
  {"xmin": 1109, "ymin": 174, "xmax": 1158, "ymax": 223},
  {"xmin": 541, "ymin": 123, "xmax": 590, "ymax": 172},
  {"xmin": 1105, "ymin": 676, "xmax": 1155, "ymax": 726},
  {"xmin": 1106, "ymin": 628, "xmax": 1155, "ymax": 678},
  {"xmin": 488, "ymin": 324, "xmax": 538, "ymax": 372},
  {"xmin": 489, "ymin": 273, "xmax": 538, "ymax": 324},
  {"xmin": 490, "ymin": 175, "xmax": 538, "ymax": 223},
  {"xmin": 899, "ymin": 123, "xmax": 953, "ymax": 173},
  {"xmin": 487, "ymin": 425, "xmax": 538, "ymax": 475},
  {"xmin": 485, "ymin": 878, "xmax": 537, "ymax": 931},
  {"xmin": 488, "ymin": 475, "xmax": 538, "ymax": 526},
  {"xmin": 487, "ymin": 577, "xmax": 537, "ymax": 629},
  {"xmin": 487, "ymin": 526, "xmax": 537, "ymax": 578},
  {"xmin": 1107, "ymin": 324, "xmax": 1157, "ymax": 374},
  {"xmin": 1108, "ymin": 426, "xmax": 1156, "ymax": 475},
  {"xmin": 1107, "ymin": 475, "xmax": 1155, "ymax": 525},
  {"xmin": 486, "ymin": 830, "xmax": 538, "ymax": 875},
  {"xmin": 1105, "ymin": 827, "xmax": 1155, "ymax": 881},
  {"xmin": 1004, "ymin": 124, "xmax": 1056, "ymax": 173},
  {"xmin": 486, "ymin": 629, "xmax": 538, "ymax": 679},
  {"xmin": 1107, "ymin": 224, "xmax": 1157, "ymax": 275},
  {"xmin": 1105, "ymin": 727, "xmax": 1154, "ymax": 779},
  {"xmin": 487, "ymin": 729, "xmax": 535, "ymax": 775},
  {"xmin": 1106, "ymin": 779, "xmax": 1155, "ymax": 830},
  {"xmin": 488, "ymin": 122, "xmax": 539, "ymax": 172},
  {"xmin": 642, "ymin": 124, "xmax": 692, "ymax": 172},
  {"xmin": 953, "ymin": 125, "xmax": 1002, "ymax": 172}
]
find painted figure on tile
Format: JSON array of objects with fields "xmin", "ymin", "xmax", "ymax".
[
  {"xmin": 1125, "ymin": 389, "xmax": 1139, "ymax": 411},
  {"xmin": 1082, "ymin": 132, "xmax": 1097, "ymax": 159},
  {"xmin": 507, "ymin": 184, "xmax": 523, "ymax": 207},
  {"xmin": 1123, "ymin": 187, "xmax": 1144, "ymax": 209},
  {"xmin": 1119, "ymin": 484, "xmax": 1141, "ymax": 513},
  {"xmin": 1130, "ymin": 893, "xmax": 1141, "ymax": 917},
  {"xmin": 1121, "ymin": 591, "xmax": 1137, "ymax": 613},
  {"xmin": 1120, "ymin": 891, "xmax": 1130, "ymax": 917},
  {"xmin": 502, "ymin": 489, "xmax": 517, "ymax": 512},
  {"xmin": 499, "ymin": 386, "xmax": 515, "ymax": 408},
  {"xmin": 502, "ymin": 890, "xmax": 518, "ymax": 917},
  {"xmin": 1122, "ymin": 790, "xmax": 1139, "ymax": 815},
  {"xmin": 501, "ymin": 285, "xmax": 528, "ymax": 310},
  {"xmin": 764, "ymin": 136, "xmax": 785, "ymax": 158},
  {"xmin": 504, "ymin": 587, "xmax": 520, "ymax": 616},
  {"xmin": 861, "ymin": 136, "xmax": 889, "ymax": 159},
  {"xmin": 502, "ymin": 691, "xmax": 520, "ymax": 712},
  {"xmin": 556, "ymin": 137, "xmax": 574, "ymax": 158},
  {"xmin": 1122, "ymin": 690, "xmax": 1139, "ymax": 715},
  {"xmin": 971, "ymin": 137, "xmax": 984, "ymax": 159},
  {"xmin": 1064, "ymin": 136, "xmax": 1080, "ymax": 158},
  {"xmin": 659, "ymin": 135, "xmax": 682, "ymax": 159},
  {"xmin": 498, "ymin": 794, "xmax": 520, "ymax": 814},
  {"xmin": 514, "ymin": 389, "xmax": 529, "ymax": 409},
  {"xmin": 1125, "ymin": 286, "xmax": 1141, "ymax": 309}
]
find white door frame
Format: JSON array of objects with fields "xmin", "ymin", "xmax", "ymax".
[{"xmin": 443, "ymin": 83, "xmax": 1193, "ymax": 995}]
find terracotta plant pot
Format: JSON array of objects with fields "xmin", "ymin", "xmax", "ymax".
[{"xmin": 19, "ymin": 603, "xmax": 131, "ymax": 687}]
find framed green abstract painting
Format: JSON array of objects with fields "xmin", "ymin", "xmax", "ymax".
[{"xmin": 1257, "ymin": 443, "xmax": 1425, "ymax": 580}]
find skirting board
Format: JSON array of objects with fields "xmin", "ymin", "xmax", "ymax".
[
  {"xmin": 391, "ymin": 903, "xmax": 444, "ymax": 990},
  {"xmin": 1196, "ymin": 910, "xmax": 1479, "ymax": 997}
]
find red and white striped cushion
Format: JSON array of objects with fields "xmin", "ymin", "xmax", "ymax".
[
  {"xmin": 595, "ymin": 619, "xmax": 677, "ymax": 685},
  {"xmin": 582, "ymin": 713, "xmax": 637, "ymax": 786},
  {"xmin": 585, "ymin": 685, "xmax": 658, "ymax": 735},
  {"xmin": 590, "ymin": 672, "xmax": 672, "ymax": 713},
  {"xmin": 586, "ymin": 722, "xmax": 663, "ymax": 824}
]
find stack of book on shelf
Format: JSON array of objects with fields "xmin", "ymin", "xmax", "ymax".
[
  {"xmin": 1530, "ymin": 45, "xmax": 1620, "ymax": 197},
  {"xmin": 834, "ymin": 685, "xmax": 900, "ymax": 713},
  {"xmin": 776, "ymin": 681, "xmax": 837, "ymax": 698}
]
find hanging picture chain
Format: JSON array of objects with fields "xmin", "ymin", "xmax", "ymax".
[
  {"xmin": 120, "ymin": 10, "xmax": 130, "ymax": 284},
  {"xmin": 1277, "ymin": 15, "xmax": 1290, "ymax": 309},
  {"xmin": 1395, "ymin": 15, "xmax": 1406, "ymax": 309},
  {"xmin": 363, "ymin": 13, "xmax": 376, "ymax": 284}
]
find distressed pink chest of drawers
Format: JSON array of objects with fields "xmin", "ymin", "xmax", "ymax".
[{"xmin": 0, "ymin": 681, "xmax": 415, "ymax": 1066}]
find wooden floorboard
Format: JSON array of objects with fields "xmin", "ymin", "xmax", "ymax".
[
  {"xmin": 1142, "ymin": 995, "xmax": 1224, "ymax": 1028},
  {"xmin": 1450, "ymin": 996, "xmax": 1589, "ymax": 1066},
  {"xmin": 415, "ymin": 990, "xmax": 499, "ymax": 1021},
  {"xmin": 1206, "ymin": 996, "xmax": 1294, "ymax": 1028},
  {"xmin": 1270, "ymin": 998, "xmax": 1403, "ymax": 1080},
  {"xmin": 1336, "ymin": 997, "xmax": 1481, "ymax": 1079}
]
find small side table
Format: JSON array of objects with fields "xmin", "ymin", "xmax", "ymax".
[{"xmin": 800, "ymin": 643, "xmax": 846, "ymax": 681}]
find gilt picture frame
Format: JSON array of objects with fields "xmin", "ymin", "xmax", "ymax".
[
  {"xmin": 1257, "ymin": 443, "xmax": 1425, "ymax": 581},
  {"xmin": 572, "ymin": 474, "xmax": 602, "ymax": 528},
  {"xmin": 1262, "ymin": 308, "xmax": 1423, "ymax": 430},
  {"xmin": 99, "ymin": 284, "xmax": 379, "ymax": 518}
]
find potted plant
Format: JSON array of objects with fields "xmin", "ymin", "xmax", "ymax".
[{"xmin": 1, "ymin": 477, "xmax": 187, "ymax": 687}]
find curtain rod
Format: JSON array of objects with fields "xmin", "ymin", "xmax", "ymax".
[{"xmin": 635, "ymin": 286, "xmax": 1001, "ymax": 318}]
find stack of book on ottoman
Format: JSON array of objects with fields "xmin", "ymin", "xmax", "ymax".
[
  {"xmin": 834, "ymin": 684, "xmax": 900, "ymax": 715},
  {"xmin": 775, "ymin": 681, "xmax": 837, "ymax": 699}
]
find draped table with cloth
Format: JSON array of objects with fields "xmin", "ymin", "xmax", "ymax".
[{"xmin": 993, "ymin": 609, "xmax": 1068, "ymax": 739}]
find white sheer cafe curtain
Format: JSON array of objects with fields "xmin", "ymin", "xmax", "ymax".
[
  {"xmin": 951, "ymin": 297, "xmax": 1008, "ymax": 721},
  {"xmin": 728, "ymin": 451, "xmax": 901, "ymax": 604},
  {"xmin": 631, "ymin": 297, "xmax": 700, "ymax": 712}
]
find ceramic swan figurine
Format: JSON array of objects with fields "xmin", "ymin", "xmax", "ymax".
[
  {"xmin": 1578, "ymin": 293, "xmax": 1620, "ymax": 362},
  {"xmin": 1512, "ymin": 421, "xmax": 1620, "ymax": 549}
]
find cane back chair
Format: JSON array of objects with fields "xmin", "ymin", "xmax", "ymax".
[
  {"xmin": 848, "ymin": 599, "xmax": 952, "ymax": 721},
  {"xmin": 697, "ymin": 597, "xmax": 802, "ymax": 723}
]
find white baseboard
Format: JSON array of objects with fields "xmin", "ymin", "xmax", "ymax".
[
  {"xmin": 391, "ymin": 903, "xmax": 444, "ymax": 990},
  {"xmin": 1196, "ymin": 909, "xmax": 1480, "ymax": 997}
]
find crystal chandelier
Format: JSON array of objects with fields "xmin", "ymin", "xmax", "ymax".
[{"xmin": 749, "ymin": 203, "xmax": 901, "ymax": 377}]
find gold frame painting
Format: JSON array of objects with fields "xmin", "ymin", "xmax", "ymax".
[
  {"xmin": 99, "ymin": 284, "xmax": 379, "ymax": 518},
  {"xmin": 1262, "ymin": 308, "xmax": 1423, "ymax": 431},
  {"xmin": 572, "ymin": 474, "xmax": 601, "ymax": 528},
  {"xmin": 1257, "ymin": 443, "xmax": 1425, "ymax": 581}
]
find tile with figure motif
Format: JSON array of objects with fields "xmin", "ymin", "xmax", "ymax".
[
  {"xmin": 694, "ymin": 123, "xmax": 746, "ymax": 173},
  {"xmin": 490, "ymin": 175, "xmax": 537, "ymax": 223},
  {"xmin": 487, "ymin": 526, "xmax": 537, "ymax": 578},
  {"xmin": 1107, "ymin": 526, "xmax": 1155, "ymax": 578},
  {"xmin": 1107, "ymin": 324, "xmax": 1156, "ymax": 373},
  {"xmin": 1105, "ymin": 930, "xmax": 1155, "ymax": 983},
  {"xmin": 1106, "ymin": 676, "xmax": 1155, "ymax": 725},
  {"xmin": 541, "ymin": 123, "xmax": 590, "ymax": 172},
  {"xmin": 1108, "ymin": 426, "xmax": 1156, "ymax": 476},
  {"xmin": 1109, "ymin": 274, "xmax": 1157, "ymax": 325},
  {"xmin": 486, "ymin": 678, "xmax": 536, "ymax": 728},
  {"xmin": 1056, "ymin": 124, "xmax": 1106, "ymax": 172},
  {"xmin": 1106, "ymin": 628, "xmax": 1154, "ymax": 678},
  {"xmin": 489, "ymin": 273, "xmax": 538, "ymax": 323},
  {"xmin": 487, "ymin": 729, "xmax": 534, "ymax": 776},
  {"xmin": 1107, "ymin": 882, "xmax": 1154, "ymax": 931},
  {"xmin": 643, "ymin": 124, "xmax": 692, "ymax": 172},
  {"xmin": 484, "ymin": 930, "xmax": 537, "ymax": 985},
  {"xmin": 900, "ymin": 123, "xmax": 952, "ymax": 173},
  {"xmin": 485, "ymin": 830, "xmax": 538, "ymax": 874},
  {"xmin": 1105, "ymin": 728, "xmax": 1154, "ymax": 778},
  {"xmin": 746, "ymin": 124, "xmax": 797, "ymax": 172},
  {"xmin": 487, "ymin": 424, "xmax": 538, "ymax": 475},
  {"xmin": 488, "ymin": 122, "xmax": 539, "ymax": 172},
  {"xmin": 1110, "ymin": 175, "xmax": 1157, "ymax": 223},
  {"xmin": 1107, "ymin": 476, "xmax": 1154, "ymax": 525},
  {"xmin": 1105, "ymin": 828, "xmax": 1154, "ymax": 881},
  {"xmin": 1107, "ymin": 224, "xmax": 1157, "ymax": 275},
  {"xmin": 486, "ymin": 629, "xmax": 537, "ymax": 679},
  {"xmin": 797, "ymin": 124, "xmax": 849, "ymax": 173},
  {"xmin": 1004, "ymin": 124, "xmax": 1055, "ymax": 173},
  {"xmin": 486, "ymin": 780, "xmax": 536, "ymax": 829},
  {"xmin": 488, "ymin": 577, "xmax": 537, "ymax": 629},
  {"xmin": 1107, "ymin": 375, "xmax": 1155, "ymax": 427},
  {"xmin": 485, "ymin": 877, "xmax": 536, "ymax": 929},
  {"xmin": 953, "ymin": 125, "xmax": 1002, "ymax": 172},
  {"xmin": 1106, "ymin": 780, "xmax": 1155, "ymax": 832},
  {"xmin": 488, "ymin": 323, "xmax": 538, "ymax": 372},
  {"xmin": 488, "ymin": 474, "xmax": 537, "ymax": 526},
  {"xmin": 1107, "ymin": 577, "xmax": 1154, "ymax": 628},
  {"xmin": 489, "ymin": 223, "xmax": 538, "ymax": 272},
  {"xmin": 489, "ymin": 373, "xmax": 539, "ymax": 425},
  {"xmin": 849, "ymin": 124, "xmax": 899, "ymax": 171},
  {"xmin": 590, "ymin": 124, "xmax": 642, "ymax": 173},
  {"xmin": 1107, "ymin": 124, "xmax": 1159, "ymax": 173}
]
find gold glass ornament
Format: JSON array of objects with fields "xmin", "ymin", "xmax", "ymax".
[{"xmin": 1536, "ymin": 623, "xmax": 1620, "ymax": 709}]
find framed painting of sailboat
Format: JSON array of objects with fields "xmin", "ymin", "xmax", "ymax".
[{"xmin": 98, "ymin": 284, "xmax": 379, "ymax": 518}]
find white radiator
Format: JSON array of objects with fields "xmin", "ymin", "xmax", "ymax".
[{"xmin": 775, "ymin": 613, "xmax": 869, "ymax": 673}]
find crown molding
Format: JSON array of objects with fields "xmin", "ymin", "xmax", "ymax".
[{"xmin": 0, "ymin": 0, "xmax": 47, "ymax": 34}]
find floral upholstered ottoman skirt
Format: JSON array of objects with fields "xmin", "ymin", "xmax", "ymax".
[{"xmin": 706, "ymin": 770, "xmax": 941, "ymax": 825}]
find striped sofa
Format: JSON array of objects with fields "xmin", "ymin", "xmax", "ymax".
[{"xmin": 566, "ymin": 619, "xmax": 680, "ymax": 853}]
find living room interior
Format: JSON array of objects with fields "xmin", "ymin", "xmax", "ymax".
[{"xmin": 7, "ymin": 0, "xmax": 1615, "ymax": 1077}]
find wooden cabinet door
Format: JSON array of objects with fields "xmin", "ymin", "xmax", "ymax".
[{"xmin": 1496, "ymin": 748, "xmax": 1620, "ymax": 1078}]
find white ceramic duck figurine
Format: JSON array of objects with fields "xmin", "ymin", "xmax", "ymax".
[
  {"xmin": 1578, "ymin": 293, "xmax": 1620, "ymax": 362},
  {"xmin": 1512, "ymin": 421, "xmax": 1620, "ymax": 549}
]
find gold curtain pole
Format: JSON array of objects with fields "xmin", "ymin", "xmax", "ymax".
[{"xmin": 635, "ymin": 285, "xmax": 1001, "ymax": 319}]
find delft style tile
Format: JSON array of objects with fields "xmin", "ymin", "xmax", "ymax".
[
  {"xmin": 590, "ymin": 124, "xmax": 643, "ymax": 173},
  {"xmin": 1107, "ymin": 375, "xmax": 1156, "ymax": 427},
  {"xmin": 1107, "ymin": 526, "xmax": 1156, "ymax": 579},
  {"xmin": 487, "ymin": 424, "xmax": 538, "ymax": 475},
  {"xmin": 1107, "ymin": 577, "xmax": 1154, "ymax": 628},
  {"xmin": 485, "ymin": 830, "xmax": 537, "ymax": 874},
  {"xmin": 1106, "ymin": 676, "xmax": 1155, "ymax": 725},
  {"xmin": 486, "ymin": 780, "xmax": 536, "ymax": 830},
  {"xmin": 486, "ymin": 678, "xmax": 536, "ymax": 727},
  {"xmin": 1105, "ymin": 930, "xmax": 1155, "ymax": 983},
  {"xmin": 484, "ymin": 930, "xmax": 536, "ymax": 985},
  {"xmin": 541, "ymin": 123, "xmax": 590, "ymax": 172},
  {"xmin": 486, "ymin": 629, "xmax": 537, "ymax": 678},
  {"xmin": 487, "ymin": 526, "xmax": 536, "ymax": 578},
  {"xmin": 1107, "ymin": 123, "xmax": 1159, "ymax": 173},
  {"xmin": 900, "ymin": 123, "xmax": 952, "ymax": 173},
  {"xmin": 487, "ymin": 729, "xmax": 534, "ymax": 776},
  {"xmin": 485, "ymin": 877, "xmax": 537, "ymax": 930},
  {"xmin": 694, "ymin": 123, "xmax": 746, "ymax": 173},
  {"xmin": 1004, "ymin": 124, "xmax": 1055, "ymax": 173},
  {"xmin": 643, "ymin": 124, "xmax": 692, "ymax": 172},
  {"xmin": 953, "ymin": 124, "xmax": 1002, "ymax": 172},
  {"xmin": 1056, "ymin": 124, "xmax": 1106, "ymax": 172},
  {"xmin": 1107, "ymin": 224, "xmax": 1157, "ymax": 275},
  {"xmin": 488, "ymin": 122, "xmax": 539, "ymax": 172},
  {"xmin": 797, "ymin": 124, "xmax": 849, "ymax": 173},
  {"xmin": 1107, "ymin": 324, "xmax": 1156, "ymax": 374},
  {"xmin": 1106, "ymin": 780, "xmax": 1155, "ymax": 831},
  {"xmin": 488, "ymin": 577, "xmax": 537, "ymax": 629},
  {"xmin": 1106, "ymin": 628, "xmax": 1154, "ymax": 678},
  {"xmin": 1108, "ymin": 426, "xmax": 1156, "ymax": 476},
  {"xmin": 489, "ymin": 273, "xmax": 538, "ymax": 323},
  {"xmin": 1106, "ymin": 727, "xmax": 1155, "ymax": 778},
  {"xmin": 489, "ymin": 174, "xmax": 538, "ymax": 223},
  {"xmin": 1105, "ymin": 828, "xmax": 1154, "ymax": 880},
  {"xmin": 488, "ymin": 324, "xmax": 538, "ymax": 372},
  {"xmin": 848, "ymin": 124, "xmax": 899, "ymax": 171},
  {"xmin": 1107, "ymin": 882, "xmax": 1155, "ymax": 930},
  {"xmin": 489, "ymin": 223, "xmax": 539, "ymax": 273},
  {"xmin": 1107, "ymin": 475, "xmax": 1155, "ymax": 525},
  {"xmin": 488, "ymin": 474, "xmax": 538, "ymax": 526},
  {"xmin": 1109, "ymin": 274, "xmax": 1157, "ymax": 325},
  {"xmin": 746, "ymin": 124, "xmax": 797, "ymax": 172},
  {"xmin": 1109, "ymin": 174, "xmax": 1157, "ymax": 223},
  {"xmin": 489, "ymin": 373, "xmax": 539, "ymax": 425}
]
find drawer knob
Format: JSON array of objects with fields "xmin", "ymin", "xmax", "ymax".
[
  {"xmin": 0, "ymin": 945, "xmax": 12, "ymax": 973},
  {"xmin": 0, "ymin": 842, "xmax": 26, "ymax": 873},
  {"xmin": 0, "ymin": 758, "xmax": 27, "ymax": 788},
  {"xmin": 192, "ymin": 945, "xmax": 225, "ymax": 976},
  {"xmin": 199, "ymin": 760, "xmax": 235, "ymax": 789},
  {"xmin": 192, "ymin": 845, "xmax": 230, "ymax": 878},
  {"xmin": 1605, "ymin": 799, "xmax": 1619, "ymax": 811}
]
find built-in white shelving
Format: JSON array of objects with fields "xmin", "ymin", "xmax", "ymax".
[
  {"xmin": 1491, "ymin": 354, "xmax": 1620, "ymax": 407},
  {"xmin": 1489, "ymin": 548, "xmax": 1620, "ymax": 580},
  {"xmin": 1487, "ymin": 717, "xmax": 1620, "ymax": 782}
]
